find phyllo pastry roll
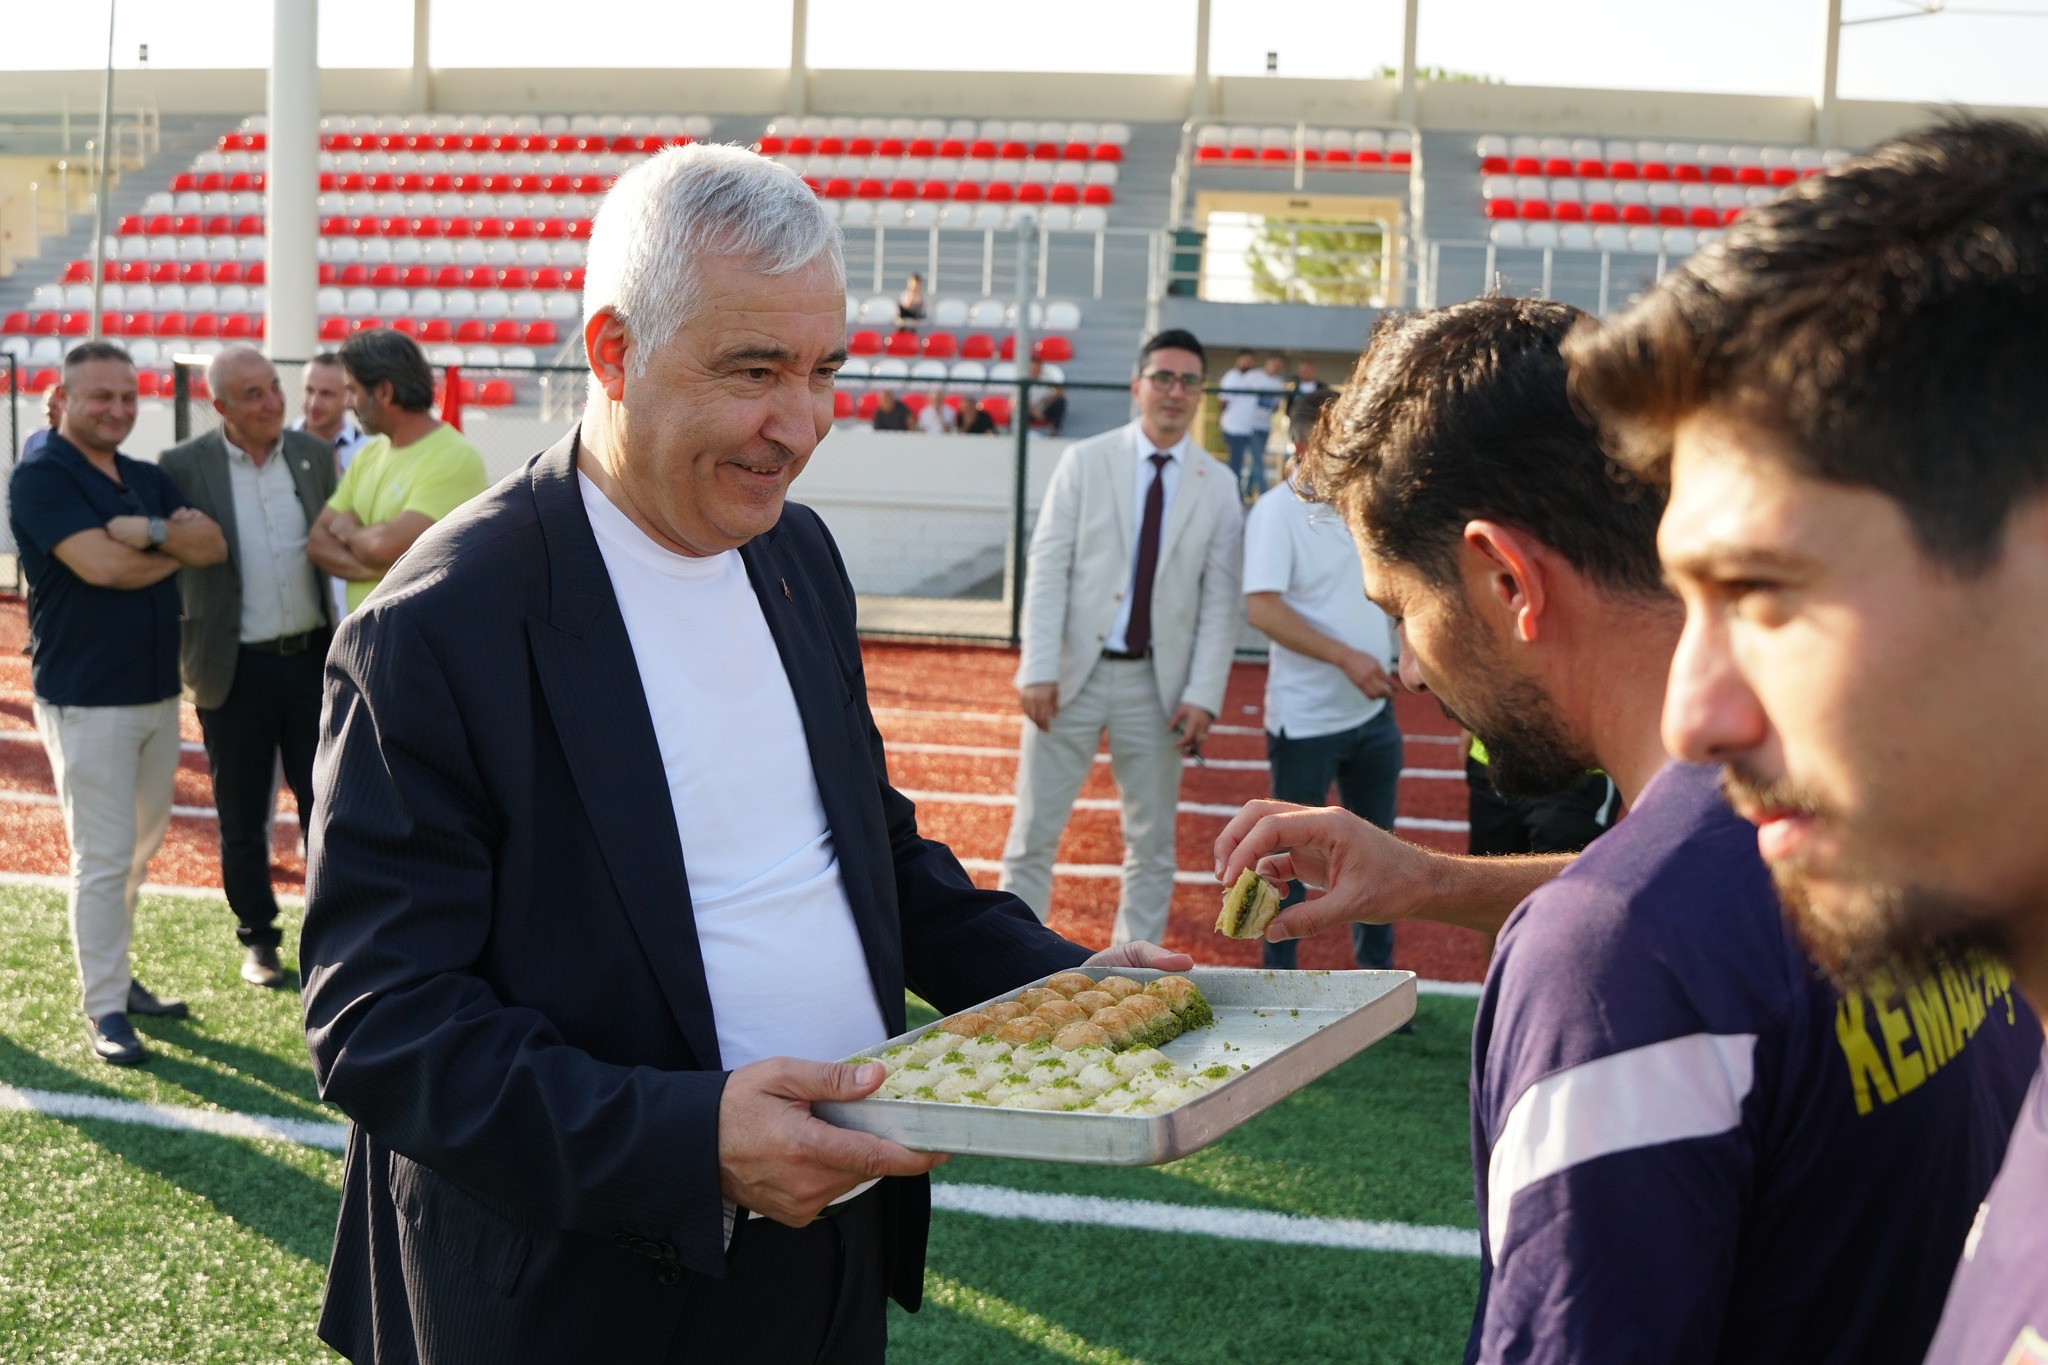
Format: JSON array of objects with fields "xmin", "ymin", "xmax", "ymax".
[
  {"xmin": 1043, "ymin": 971, "xmax": 1098, "ymax": 998},
  {"xmin": 939, "ymin": 1012, "xmax": 998, "ymax": 1039},
  {"xmin": 981, "ymin": 1000, "xmax": 1032, "ymax": 1024},
  {"xmin": 1053, "ymin": 1022, "xmax": 1112, "ymax": 1052},
  {"xmin": 1095, "ymin": 975, "xmax": 1143, "ymax": 1001},
  {"xmin": 1145, "ymin": 975, "xmax": 1214, "ymax": 1029},
  {"xmin": 1069, "ymin": 990, "xmax": 1117, "ymax": 1015},
  {"xmin": 995, "ymin": 1015, "xmax": 1056, "ymax": 1045},
  {"xmin": 1015, "ymin": 987, "xmax": 1064, "ymax": 1011},
  {"xmin": 1033, "ymin": 999, "xmax": 1088, "ymax": 1030}
]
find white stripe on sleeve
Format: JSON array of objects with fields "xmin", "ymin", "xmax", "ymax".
[{"xmin": 1486, "ymin": 1031, "xmax": 1758, "ymax": 1262}]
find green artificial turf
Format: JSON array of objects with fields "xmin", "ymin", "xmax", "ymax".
[{"xmin": 0, "ymin": 886, "xmax": 1481, "ymax": 1362}]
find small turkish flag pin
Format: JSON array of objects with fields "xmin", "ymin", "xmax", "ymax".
[{"xmin": 782, "ymin": 578, "xmax": 793, "ymax": 601}]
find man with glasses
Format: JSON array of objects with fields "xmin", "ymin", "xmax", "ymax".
[
  {"xmin": 8, "ymin": 341, "xmax": 228, "ymax": 1065},
  {"xmin": 1005, "ymin": 329, "xmax": 1244, "ymax": 945}
]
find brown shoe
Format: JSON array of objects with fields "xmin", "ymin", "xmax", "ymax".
[{"xmin": 241, "ymin": 945, "xmax": 285, "ymax": 989}]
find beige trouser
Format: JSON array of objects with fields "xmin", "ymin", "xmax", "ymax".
[
  {"xmin": 1000, "ymin": 657, "xmax": 1183, "ymax": 945},
  {"xmin": 33, "ymin": 698, "xmax": 182, "ymax": 1021}
]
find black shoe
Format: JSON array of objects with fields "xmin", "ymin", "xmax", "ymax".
[
  {"xmin": 88, "ymin": 1012, "xmax": 147, "ymax": 1065},
  {"xmin": 241, "ymin": 944, "xmax": 285, "ymax": 989},
  {"xmin": 127, "ymin": 979, "xmax": 189, "ymax": 1019}
]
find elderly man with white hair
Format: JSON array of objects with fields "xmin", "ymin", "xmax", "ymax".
[
  {"xmin": 159, "ymin": 345, "xmax": 338, "ymax": 992},
  {"xmin": 299, "ymin": 145, "xmax": 1188, "ymax": 1364}
]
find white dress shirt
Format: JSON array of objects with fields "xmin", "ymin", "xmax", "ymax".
[
  {"xmin": 1103, "ymin": 427, "xmax": 1190, "ymax": 654},
  {"xmin": 223, "ymin": 434, "xmax": 326, "ymax": 644}
]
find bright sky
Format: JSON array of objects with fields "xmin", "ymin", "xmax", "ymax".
[{"xmin": 2, "ymin": 0, "xmax": 2040, "ymax": 109}]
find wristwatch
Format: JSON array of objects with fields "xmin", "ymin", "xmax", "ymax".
[{"xmin": 147, "ymin": 517, "xmax": 167, "ymax": 547}]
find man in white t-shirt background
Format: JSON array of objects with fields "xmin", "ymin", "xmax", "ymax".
[
  {"xmin": 1242, "ymin": 462, "xmax": 1403, "ymax": 975},
  {"xmin": 1217, "ymin": 349, "xmax": 1285, "ymax": 501}
]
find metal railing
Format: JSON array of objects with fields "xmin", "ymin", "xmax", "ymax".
[
  {"xmin": 840, "ymin": 221, "xmax": 1148, "ymax": 303},
  {"xmin": 1419, "ymin": 235, "xmax": 1680, "ymax": 315}
]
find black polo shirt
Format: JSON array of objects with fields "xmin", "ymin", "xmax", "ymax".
[{"xmin": 9, "ymin": 432, "xmax": 189, "ymax": 706}]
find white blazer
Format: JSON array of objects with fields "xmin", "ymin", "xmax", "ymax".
[{"xmin": 1016, "ymin": 422, "xmax": 1245, "ymax": 718}]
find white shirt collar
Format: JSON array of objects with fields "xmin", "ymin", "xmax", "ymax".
[
  {"xmin": 223, "ymin": 431, "xmax": 282, "ymax": 467},
  {"xmin": 1134, "ymin": 425, "xmax": 1192, "ymax": 464}
]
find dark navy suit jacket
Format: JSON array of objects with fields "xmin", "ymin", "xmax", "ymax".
[{"xmin": 301, "ymin": 430, "xmax": 1089, "ymax": 1363}]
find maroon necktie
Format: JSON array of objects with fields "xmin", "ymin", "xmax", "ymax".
[{"xmin": 1124, "ymin": 453, "xmax": 1171, "ymax": 657}]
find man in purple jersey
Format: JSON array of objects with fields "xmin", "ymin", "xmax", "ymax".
[
  {"xmin": 1216, "ymin": 294, "xmax": 2037, "ymax": 1364},
  {"xmin": 1568, "ymin": 119, "xmax": 2048, "ymax": 1365}
]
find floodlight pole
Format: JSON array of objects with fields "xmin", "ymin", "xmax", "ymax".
[
  {"xmin": 789, "ymin": 0, "xmax": 810, "ymax": 117},
  {"xmin": 269, "ymin": 0, "xmax": 320, "ymax": 364},
  {"xmin": 1397, "ymin": 0, "xmax": 1420, "ymax": 127},
  {"xmin": 1190, "ymin": 0, "xmax": 1212, "ymax": 120},
  {"xmin": 88, "ymin": 0, "xmax": 117, "ymax": 341},
  {"xmin": 1815, "ymin": 0, "xmax": 1843, "ymax": 148},
  {"xmin": 410, "ymin": 0, "xmax": 431, "ymax": 113}
]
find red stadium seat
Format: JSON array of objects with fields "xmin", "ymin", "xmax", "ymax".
[
  {"xmin": 369, "ymin": 264, "xmax": 400, "ymax": 287},
  {"xmin": 921, "ymin": 332, "xmax": 956, "ymax": 359},
  {"xmin": 817, "ymin": 137, "xmax": 844, "ymax": 155},
  {"xmin": 978, "ymin": 395, "xmax": 1012, "ymax": 428},
  {"xmin": 1621, "ymin": 204, "xmax": 1653, "ymax": 225},
  {"xmin": 1519, "ymin": 200, "xmax": 1551, "ymax": 221},
  {"xmin": 425, "ymin": 173, "xmax": 454, "ymax": 192},
  {"xmin": 121, "ymin": 262, "xmax": 149, "ymax": 283},
  {"xmin": 1655, "ymin": 205, "xmax": 1686, "ymax": 226},
  {"xmin": 1511, "ymin": 156, "xmax": 1540, "ymax": 176},
  {"xmin": 199, "ymin": 173, "xmax": 224, "ymax": 193},
  {"xmin": 27, "ymin": 311, "xmax": 57, "ymax": 335},
  {"xmin": 222, "ymin": 315, "xmax": 252, "ymax": 338},
  {"xmin": 1576, "ymin": 160, "xmax": 1606, "ymax": 178},
  {"xmin": 1723, "ymin": 206, "xmax": 1744, "ymax": 225},
  {"xmin": 1674, "ymin": 163, "xmax": 1704, "ymax": 183},
  {"xmin": 171, "ymin": 173, "xmax": 198, "ymax": 192},
  {"xmin": 918, "ymin": 180, "xmax": 949, "ymax": 201},
  {"xmin": 1388, "ymin": 150, "xmax": 1412, "ymax": 166},
  {"xmin": 960, "ymin": 333, "xmax": 995, "ymax": 360},
  {"xmin": 318, "ymin": 317, "xmax": 346, "ymax": 341},
  {"xmin": 137, "ymin": 371, "xmax": 164, "ymax": 397},
  {"xmin": 420, "ymin": 319, "xmax": 452, "ymax": 342},
  {"xmin": 393, "ymin": 318, "xmax": 421, "ymax": 337},
  {"xmin": 204, "ymin": 215, "xmax": 232, "ymax": 236},
  {"xmin": 1050, "ymin": 184, "xmax": 1080, "ymax": 204},
  {"xmin": 999, "ymin": 140, "xmax": 1028, "ymax": 159},
  {"xmin": 118, "ymin": 215, "xmax": 144, "ymax": 235},
  {"xmin": 884, "ymin": 331, "xmax": 919, "ymax": 357},
  {"xmin": 455, "ymin": 320, "xmax": 487, "ymax": 344},
  {"xmin": 1542, "ymin": 158, "xmax": 1572, "ymax": 177},
  {"xmin": 430, "ymin": 264, "xmax": 460, "ymax": 288},
  {"xmin": 352, "ymin": 316, "xmax": 385, "ymax": 334},
  {"xmin": 0, "ymin": 311, "xmax": 26, "ymax": 333},
  {"xmin": 1035, "ymin": 142, "xmax": 1062, "ymax": 160},
  {"xmin": 823, "ymin": 178, "xmax": 854, "ymax": 199},
  {"xmin": 1093, "ymin": 143, "xmax": 1121, "ymax": 162},
  {"xmin": 1228, "ymin": 146, "xmax": 1256, "ymax": 162},
  {"xmin": 785, "ymin": 135, "xmax": 814, "ymax": 154},
  {"xmin": 147, "ymin": 215, "xmax": 175, "ymax": 235},
  {"xmin": 886, "ymin": 180, "xmax": 916, "ymax": 200},
  {"xmin": 1032, "ymin": 336, "xmax": 1072, "ymax": 362},
  {"xmin": 535, "ymin": 218, "xmax": 565, "ymax": 238},
  {"xmin": 367, "ymin": 174, "xmax": 394, "ymax": 193},
  {"xmin": 833, "ymin": 390, "xmax": 855, "ymax": 420},
  {"xmin": 498, "ymin": 266, "xmax": 530, "ymax": 289},
  {"xmin": 488, "ymin": 320, "xmax": 521, "ymax": 345},
  {"xmin": 1640, "ymin": 162, "xmax": 1671, "ymax": 181},
  {"xmin": 939, "ymin": 139, "xmax": 967, "ymax": 157},
  {"xmin": 1553, "ymin": 202, "xmax": 1584, "ymax": 222},
  {"xmin": 1736, "ymin": 166, "xmax": 1768, "ymax": 186},
  {"xmin": 849, "ymin": 329, "xmax": 882, "ymax": 356},
  {"xmin": 855, "ymin": 179, "xmax": 885, "ymax": 199},
  {"xmin": 571, "ymin": 175, "xmax": 605, "ymax": 194},
  {"xmin": 1017, "ymin": 183, "xmax": 1047, "ymax": 203},
  {"xmin": 531, "ymin": 267, "xmax": 562, "ymax": 290},
  {"xmin": 340, "ymin": 264, "xmax": 370, "ymax": 286},
  {"xmin": 522, "ymin": 321, "xmax": 558, "ymax": 345},
  {"xmin": 463, "ymin": 266, "xmax": 495, "ymax": 289},
  {"xmin": 1324, "ymin": 148, "xmax": 1353, "ymax": 165},
  {"xmin": 857, "ymin": 391, "xmax": 881, "ymax": 420},
  {"xmin": 234, "ymin": 215, "xmax": 263, "ymax": 236},
  {"xmin": 969, "ymin": 140, "xmax": 997, "ymax": 158},
  {"xmin": 1608, "ymin": 160, "xmax": 1639, "ymax": 180},
  {"xmin": 909, "ymin": 139, "xmax": 936, "ymax": 157},
  {"xmin": 1061, "ymin": 141, "xmax": 1089, "ymax": 161},
  {"xmin": 564, "ymin": 268, "xmax": 585, "ymax": 289},
  {"xmin": 902, "ymin": 393, "xmax": 929, "ymax": 417},
  {"xmin": 60, "ymin": 312, "xmax": 88, "ymax": 335},
  {"xmin": 1688, "ymin": 206, "xmax": 1720, "ymax": 228},
  {"xmin": 478, "ymin": 380, "xmax": 515, "ymax": 407},
  {"xmin": 120, "ymin": 312, "xmax": 152, "ymax": 336},
  {"xmin": 757, "ymin": 135, "xmax": 785, "ymax": 154},
  {"xmin": 1770, "ymin": 167, "xmax": 1798, "ymax": 186},
  {"xmin": 191, "ymin": 314, "xmax": 222, "ymax": 338},
  {"xmin": 27, "ymin": 369, "xmax": 59, "ymax": 393},
  {"xmin": 474, "ymin": 219, "xmax": 504, "ymax": 239},
  {"xmin": 951, "ymin": 181, "xmax": 983, "ymax": 201},
  {"xmin": 998, "ymin": 334, "xmax": 1016, "ymax": 360},
  {"xmin": 1706, "ymin": 165, "xmax": 1735, "ymax": 185},
  {"xmin": 1588, "ymin": 203, "xmax": 1620, "ymax": 223},
  {"xmin": 506, "ymin": 218, "xmax": 536, "ymax": 239},
  {"xmin": 1080, "ymin": 185, "xmax": 1113, "ymax": 206},
  {"xmin": 1480, "ymin": 155, "xmax": 1509, "ymax": 174},
  {"xmin": 98, "ymin": 312, "xmax": 125, "ymax": 336},
  {"xmin": 153, "ymin": 262, "xmax": 183, "ymax": 284},
  {"xmin": 189, "ymin": 374, "xmax": 213, "ymax": 400},
  {"xmin": 61, "ymin": 260, "xmax": 90, "ymax": 283}
]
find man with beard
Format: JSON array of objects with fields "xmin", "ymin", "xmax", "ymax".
[
  {"xmin": 1214, "ymin": 295, "xmax": 2036, "ymax": 1364},
  {"xmin": 1566, "ymin": 119, "xmax": 2048, "ymax": 1365}
]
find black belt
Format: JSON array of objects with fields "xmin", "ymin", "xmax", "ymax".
[
  {"xmin": 242, "ymin": 628, "xmax": 328, "ymax": 657},
  {"xmin": 1101, "ymin": 647, "xmax": 1151, "ymax": 661}
]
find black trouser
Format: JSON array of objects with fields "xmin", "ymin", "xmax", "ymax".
[
  {"xmin": 1465, "ymin": 755, "xmax": 1618, "ymax": 857},
  {"xmin": 666, "ymin": 1186, "xmax": 887, "ymax": 1363},
  {"xmin": 196, "ymin": 637, "xmax": 327, "ymax": 949},
  {"xmin": 1261, "ymin": 708, "xmax": 1404, "ymax": 970}
]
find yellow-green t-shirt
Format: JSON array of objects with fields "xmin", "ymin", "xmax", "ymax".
[{"xmin": 327, "ymin": 423, "xmax": 488, "ymax": 611}]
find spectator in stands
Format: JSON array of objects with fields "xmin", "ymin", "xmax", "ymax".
[
  {"xmin": 1027, "ymin": 360, "xmax": 1067, "ymax": 435},
  {"xmin": 21, "ymin": 387, "xmax": 64, "ymax": 460},
  {"xmin": 1241, "ymin": 456, "xmax": 1401, "ymax": 976},
  {"xmin": 1284, "ymin": 360, "xmax": 1332, "ymax": 454},
  {"xmin": 916, "ymin": 388, "xmax": 952, "ymax": 435},
  {"xmin": 1217, "ymin": 296, "xmax": 2037, "ymax": 1365},
  {"xmin": 307, "ymin": 329, "xmax": 486, "ymax": 613},
  {"xmin": 293, "ymin": 352, "xmax": 373, "ymax": 475},
  {"xmin": 1217, "ymin": 348, "xmax": 1284, "ymax": 499},
  {"xmin": 298, "ymin": 142, "xmax": 1183, "ymax": 1364},
  {"xmin": 870, "ymin": 388, "xmax": 912, "ymax": 431},
  {"xmin": 963, "ymin": 401, "xmax": 999, "ymax": 435},
  {"xmin": 895, "ymin": 272, "xmax": 926, "ymax": 327},
  {"xmin": 1005, "ymin": 328, "xmax": 1245, "ymax": 944},
  {"xmin": 158, "ymin": 346, "xmax": 336, "ymax": 993},
  {"xmin": 8, "ymin": 341, "xmax": 228, "ymax": 1066},
  {"xmin": 1567, "ymin": 118, "xmax": 2048, "ymax": 1358}
]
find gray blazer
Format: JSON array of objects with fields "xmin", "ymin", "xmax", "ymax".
[{"xmin": 159, "ymin": 428, "xmax": 337, "ymax": 710}]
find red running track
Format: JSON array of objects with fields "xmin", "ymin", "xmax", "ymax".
[{"xmin": 0, "ymin": 600, "xmax": 1488, "ymax": 983}]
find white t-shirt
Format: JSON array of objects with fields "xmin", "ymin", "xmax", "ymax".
[
  {"xmin": 1218, "ymin": 366, "xmax": 1285, "ymax": 436},
  {"xmin": 580, "ymin": 473, "xmax": 888, "ymax": 1070},
  {"xmin": 1242, "ymin": 481, "xmax": 1394, "ymax": 739}
]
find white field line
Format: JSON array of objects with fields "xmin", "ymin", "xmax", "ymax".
[
  {"xmin": 901, "ymin": 788, "xmax": 1469, "ymax": 834},
  {"xmin": 885, "ymin": 741, "xmax": 1463, "ymax": 781},
  {"xmin": 931, "ymin": 1182, "xmax": 1479, "ymax": 1259},
  {"xmin": 0, "ymin": 868, "xmax": 303, "ymax": 908},
  {"xmin": 0, "ymin": 1082, "xmax": 347, "ymax": 1149},
  {"xmin": 0, "ymin": 1086, "xmax": 1475, "ymax": 1257},
  {"xmin": 0, "ymin": 727, "xmax": 207, "ymax": 757},
  {"xmin": 872, "ymin": 706, "xmax": 1265, "ymax": 739}
]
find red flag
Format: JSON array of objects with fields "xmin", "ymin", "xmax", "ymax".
[{"xmin": 439, "ymin": 363, "xmax": 464, "ymax": 432}]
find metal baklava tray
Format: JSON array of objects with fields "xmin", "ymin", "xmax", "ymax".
[{"xmin": 815, "ymin": 966, "xmax": 1416, "ymax": 1166}]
